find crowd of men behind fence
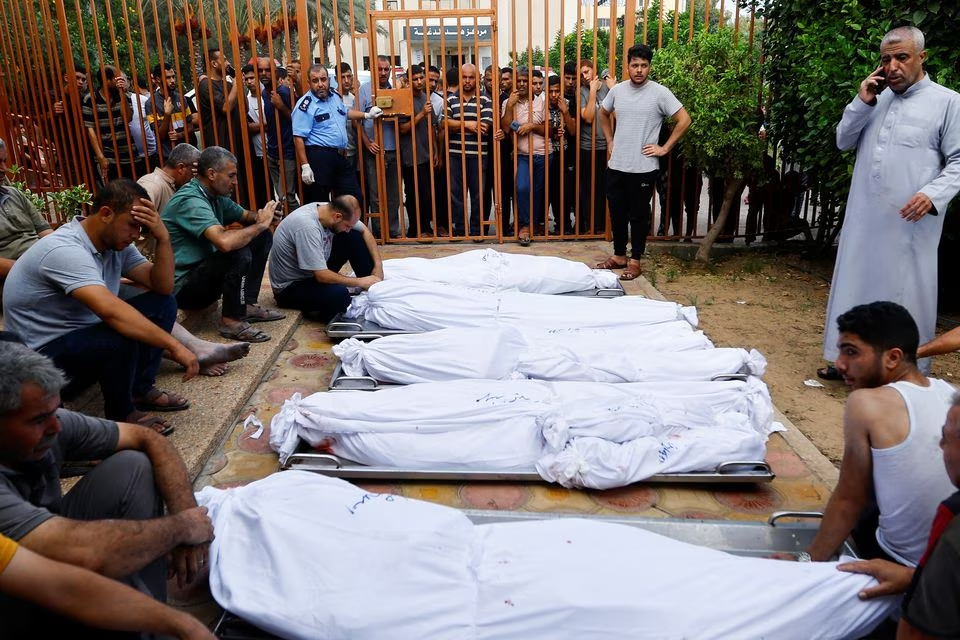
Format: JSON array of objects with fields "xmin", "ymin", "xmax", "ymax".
[{"xmin": 39, "ymin": 47, "xmax": 806, "ymax": 250}]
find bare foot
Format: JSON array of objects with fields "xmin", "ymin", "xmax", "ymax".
[
  {"xmin": 200, "ymin": 362, "xmax": 229, "ymax": 377},
  {"xmin": 194, "ymin": 340, "xmax": 250, "ymax": 368}
]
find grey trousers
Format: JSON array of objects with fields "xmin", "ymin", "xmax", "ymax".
[
  {"xmin": 2, "ymin": 450, "xmax": 166, "ymax": 639},
  {"xmin": 364, "ymin": 150, "xmax": 402, "ymax": 239}
]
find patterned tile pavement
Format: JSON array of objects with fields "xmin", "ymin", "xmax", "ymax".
[{"xmin": 194, "ymin": 240, "xmax": 834, "ymax": 523}]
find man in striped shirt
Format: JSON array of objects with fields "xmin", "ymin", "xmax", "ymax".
[{"xmin": 441, "ymin": 64, "xmax": 493, "ymax": 237}]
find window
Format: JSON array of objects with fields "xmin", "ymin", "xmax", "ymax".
[{"xmin": 597, "ymin": 18, "xmax": 610, "ymax": 28}]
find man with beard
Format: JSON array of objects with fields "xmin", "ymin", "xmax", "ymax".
[
  {"xmin": 441, "ymin": 63, "xmax": 493, "ymax": 238},
  {"xmin": 82, "ymin": 65, "xmax": 135, "ymax": 182},
  {"xmin": 145, "ymin": 62, "xmax": 193, "ymax": 158},
  {"xmin": 3, "ymin": 180, "xmax": 199, "ymax": 434},
  {"xmin": 0, "ymin": 341, "xmax": 214, "ymax": 636},
  {"xmin": 806, "ymin": 301, "xmax": 956, "ymax": 568},
  {"xmin": 293, "ymin": 66, "xmax": 379, "ymax": 212},
  {"xmin": 162, "ymin": 146, "xmax": 283, "ymax": 344},
  {"xmin": 398, "ymin": 65, "xmax": 438, "ymax": 238}
]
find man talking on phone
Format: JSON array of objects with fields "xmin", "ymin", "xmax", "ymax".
[{"xmin": 819, "ymin": 26, "xmax": 960, "ymax": 382}]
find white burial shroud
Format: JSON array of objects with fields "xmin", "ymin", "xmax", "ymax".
[
  {"xmin": 382, "ymin": 248, "xmax": 621, "ymax": 293},
  {"xmin": 332, "ymin": 325, "xmax": 753, "ymax": 384},
  {"xmin": 345, "ymin": 279, "xmax": 698, "ymax": 332},
  {"xmin": 198, "ymin": 472, "xmax": 898, "ymax": 640},
  {"xmin": 269, "ymin": 378, "xmax": 783, "ymax": 489}
]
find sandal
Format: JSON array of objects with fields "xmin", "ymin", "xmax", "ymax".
[
  {"xmin": 243, "ymin": 305, "xmax": 286, "ymax": 324},
  {"xmin": 619, "ymin": 259, "xmax": 642, "ymax": 281},
  {"xmin": 817, "ymin": 365, "xmax": 844, "ymax": 381},
  {"xmin": 219, "ymin": 322, "xmax": 271, "ymax": 343},
  {"xmin": 126, "ymin": 410, "xmax": 175, "ymax": 436},
  {"xmin": 135, "ymin": 387, "xmax": 190, "ymax": 412},
  {"xmin": 596, "ymin": 256, "xmax": 628, "ymax": 270},
  {"xmin": 518, "ymin": 227, "xmax": 532, "ymax": 247}
]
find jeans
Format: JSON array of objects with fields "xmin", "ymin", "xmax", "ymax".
[
  {"xmin": 401, "ymin": 162, "xmax": 435, "ymax": 236},
  {"xmin": 578, "ymin": 148, "xmax": 608, "ymax": 233},
  {"xmin": 606, "ymin": 168, "xmax": 658, "ymax": 259},
  {"xmin": 39, "ymin": 291, "xmax": 176, "ymax": 421},
  {"xmin": 516, "ymin": 153, "xmax": 546, "ymax": 228},
  {"xmin": 364, "ymin": 150, "xmax": 401, "ymax": 239},
  {"xmin": 268, "ymin": 154, "xmax": 300, "ymax": 212},
  {"xmin": 273, "ymin": 229, "xmax": 375, "ymax": 322},
  {"xmin": 448, "ymin": 153, "xmax": 483, "ymax": 236},
  {"xmin": 175, "ymin": 229, "xmax": 272, "ymax": 320}
]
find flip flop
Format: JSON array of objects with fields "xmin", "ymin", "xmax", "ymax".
[
  {"xmin": 126, "ymin": 411, "xmax": 175, "ymax": 436},
  {"xmin": 817, "ymin": 365, "xmax": 843, "ymax": 381},
  {"xmin": 596, "ymin": 256, "xmax": 628, "ymax": 270},
  {"xmin": 219, "ymin": 322, "xmax": 271, "ymax": 343},
  {"xmin": 619, "ymin": 259, "xmax": 642, "ymax": 281},
  {"xmin": 243, "ymin": 306, "xmax": 286, "ymax": 323},
  {"xmin": 134, "ymin": 387, "xmax": 190, "ymax": 412}
]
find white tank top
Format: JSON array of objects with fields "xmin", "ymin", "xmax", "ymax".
[{"xmin": 874, "ymin": 378, "xmax": 956, "ymax": 566}]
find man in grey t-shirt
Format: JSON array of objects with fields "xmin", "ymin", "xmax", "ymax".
[
  {"xmin": 598, "ymin": 44, "xmax": 690, "ymax": 281},
  {"xmin": 0, "ymin": 342, "xmax": 213, "ymax": 634},
  {"xmin": 269, "ymin": 195, "xmax": 383, "ymax": 322}
]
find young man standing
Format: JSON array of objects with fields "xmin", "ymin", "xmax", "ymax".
[
  {"xmin": 398, "ymin": 65, "xmax": 437, "ymax": 238},
  {"xmin": 598, "ymin": 44, "xmax": 690, "ymax": 281}
]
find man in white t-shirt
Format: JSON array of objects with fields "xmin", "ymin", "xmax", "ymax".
[
  {"xmin": 598, "ymin": 44, "xmax": 690, "ymax": 282},
  {"xmin": 269, "ymin": 195, "xmax": 383, "ymax": 321}
]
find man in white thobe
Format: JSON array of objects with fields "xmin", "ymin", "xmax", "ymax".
[{"xmin": 821, "ymin": 26, "xmax": 960, "ymax": 377}]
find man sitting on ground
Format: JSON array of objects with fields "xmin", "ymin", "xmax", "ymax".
[
  {"xmin": 269, "ymin": 195, "xmax": 382, "ymax": 322},
  {"xmin": 137, "ymin": 142, "xmax": 250, "ymax": 375},
  {"xmin": 0, "ymin": 342, "xmax": 214, "ymax": 635},
  {"xmin": 806, "ymin": 301, "xmax": 955, "ymax": 566},
  {"xmin": 837, "ymin": 391, "xmax": 960, "ymax": 639},
  {"xmin": 3, "ymin": 179, "xmax": 198, "ymax": 435},
  {"xmin": 162, "ymin": 145, "xmax": 283, "ymax": 344}
]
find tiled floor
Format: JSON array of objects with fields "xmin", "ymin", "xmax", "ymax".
[{"xmin": 195, "ymin": 240, "xmax": 834, "ymax": 523}]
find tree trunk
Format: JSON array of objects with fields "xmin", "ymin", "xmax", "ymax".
[{"xmin": 695, "ymin": 177, "xmax": 744, "ymax": 262}]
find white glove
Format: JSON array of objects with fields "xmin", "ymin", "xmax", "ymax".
[
  {"xmin": 365, "ymin": 106, "xmax": 384, "ymax": 120},
  {"xmin": 300, "ymin": 163, "xmax": 315, "ymax": 185}
]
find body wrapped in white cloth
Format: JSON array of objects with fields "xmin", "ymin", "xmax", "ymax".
[
  {"xmin": 382, "ymin": 248, "xmax": 620, "ymax": 293},
  {"xmin": 332, "ymin": 325, "xmax": 752, "ymax": 384},
  {"xmin": 198, "ymin": 472, "xmax": 898, "ymax": 640},
  {"xmin": 345, "ymin": 279, "xmax": 697, "ymax": 332},
  {"xmin": 269, "ymin": 378, "xmax": 783, "ymax": 489}
]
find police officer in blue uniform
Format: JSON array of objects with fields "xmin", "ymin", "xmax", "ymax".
[{"xmin": 293, "ymin": 65, "xmax": 381, "ymax": 206}]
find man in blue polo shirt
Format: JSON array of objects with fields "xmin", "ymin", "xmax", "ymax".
[
  {"xmin": 162, "ymin": 146, "xmax": 283, "ymax": 344},
  {"xmin": 293, "ymin": 65, "xmax": 380, "ymax": 213},
  {"xmin": 359, "ymin": 56, "xmax": 402, "ymax": 239}
]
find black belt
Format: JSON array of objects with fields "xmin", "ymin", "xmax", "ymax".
[{"xmin": 305, "ymin": 145, "xmax": 344, "ymax": 154}]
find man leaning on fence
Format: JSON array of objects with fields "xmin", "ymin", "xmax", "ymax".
[{"xmin": 293, "ymin": 66, "xmax": 381, "ymax": 215}]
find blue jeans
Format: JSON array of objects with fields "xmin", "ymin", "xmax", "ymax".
[
  {"xmin": 448, "ymin": 153, "xmax": 483, "ymax": 236},
  {"xmin": 39, "ymin": 291, "xmax": 177, "ymax": 420},
  {"xmin": 516, "ymin": 153, "xmax": 546, "ymax": 228}
]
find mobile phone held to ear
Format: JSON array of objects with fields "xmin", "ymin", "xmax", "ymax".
[{"xmin": 873, "ymin": 69, "xmax": 887, "ymax": 93}]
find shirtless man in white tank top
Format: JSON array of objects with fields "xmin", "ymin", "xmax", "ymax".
[{"xmin": 808, "ymin": 301, "xmax": 956, "ymax": 565}]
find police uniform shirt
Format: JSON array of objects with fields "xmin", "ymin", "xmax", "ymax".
[{"xmin": 292, "ymin": 90, "xmax": 349, "ymax": 149}]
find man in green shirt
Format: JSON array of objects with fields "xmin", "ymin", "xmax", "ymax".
[
  {"xmin": 161, "ymin": 146, "xmax": 282, "ymax": 343},
  {"xmin": 0, "ymin": 138, "xmax": 52, "ymax": 280}
]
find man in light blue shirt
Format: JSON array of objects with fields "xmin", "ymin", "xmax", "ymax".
[{"xmin": 293, "ymin": 66, "xmax": 379, "ymax": 215}]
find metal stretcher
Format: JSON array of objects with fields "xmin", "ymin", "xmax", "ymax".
[
  {"xmin": 282, "ymin": 448, "xmax": 774, "ymax": 484},
  {"xmin": 328, "ymin": 362, "xmax": 751, "ymax": 391},
  {"xmin": 212, "ymin": 510, "xmax": 848, "ymax": 640},
  {"xmin": 324, "ymin": 312, "xmax": 419, "ymax": 339}
]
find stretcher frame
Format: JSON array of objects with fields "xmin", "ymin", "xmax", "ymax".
[
  {"xmin": 281, "ymin": 449, "xmax": 774, "ymax": 484},
  {"xmin": 212, "ymin": 510, "xmax": 849, "ymax": 640},
  {"xmin": 327, "ymin": 362, "xmax": 751, "ymax": 391}
]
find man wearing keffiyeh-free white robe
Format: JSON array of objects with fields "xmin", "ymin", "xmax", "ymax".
[{"xmin": 823, "ymin": 28, "xmax": 960, "ymax": 371}]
